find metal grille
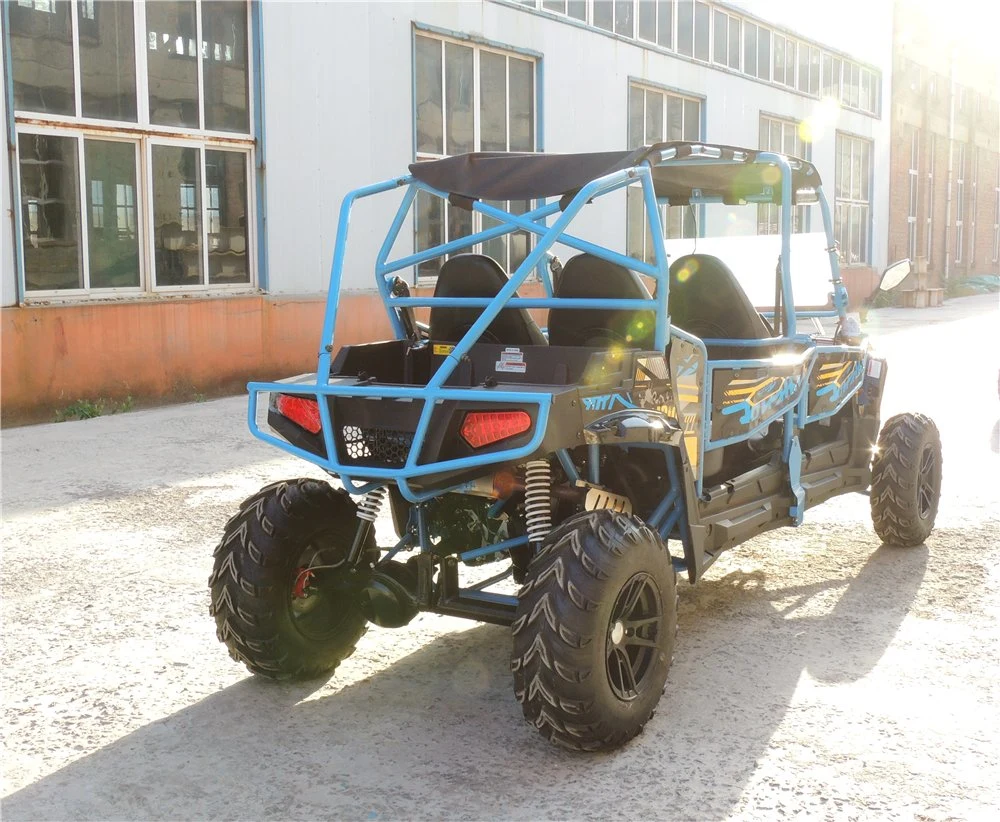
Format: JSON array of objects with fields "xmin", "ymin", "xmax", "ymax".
[{"xmin": 341, "ymin": 425, "xmax": 413, "ymax": 467}]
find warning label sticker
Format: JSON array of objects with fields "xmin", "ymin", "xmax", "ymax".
[
  {"xmin": 495, "ymin": 347, "xmax": 527, "ymax": 374},
  {"xmin": 433, "ymin": 344, "xmax": 454, "ymax": 356}
]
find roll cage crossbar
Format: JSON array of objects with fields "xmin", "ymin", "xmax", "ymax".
[{"xmin": 248, "ymin": 143, "xmax": 852, "ymax": 501}]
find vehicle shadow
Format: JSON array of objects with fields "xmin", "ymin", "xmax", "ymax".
[{"xmin": 2, "ymin": 544, "xmax": 928, "ymax": 821}]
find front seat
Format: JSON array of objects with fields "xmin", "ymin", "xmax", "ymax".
[
  {"xmin": 668, "ymin": 254, "xmax": 773, "ymax": 346},
  {"xmin": 546, "ymin": 253, "xmax": 656, "ymax": 349},
  {"xmin": 428, "ymin": 254, "xmax": 547, "ymax": 346}
]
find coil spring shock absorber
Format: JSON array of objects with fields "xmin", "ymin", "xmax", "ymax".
[
  {"xmin": 524, "ymin": 459, "xmax": 552, "ymax": 545},
  {"xmin": 348, "ymin": 486, "xmax": 387, "ymax": 565},
  {"xmin": 357, "ymin": 486, "xmax": 387, "ymax": 522}
]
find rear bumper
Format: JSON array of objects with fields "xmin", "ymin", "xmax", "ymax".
[{"xmin": 248, "ymin": 375, "xmax": 558, "ymax": 500}]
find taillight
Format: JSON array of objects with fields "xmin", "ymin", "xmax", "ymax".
[
  {"xmin": 460, "ymin": 410, "xmax": 531, "ymax": 448},
  {"xmin": 275, "ymin": 394, "xmax": 322, "ymax": 434}
]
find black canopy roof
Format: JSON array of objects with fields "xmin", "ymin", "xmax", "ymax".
[{"xmin": 409, "ymin": 141, "xmax": 821, "ymax": 207}]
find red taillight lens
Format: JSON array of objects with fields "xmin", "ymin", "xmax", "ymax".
[
  {"xmin": 460, "ymin": 410, "xmax": 531, "ymax": 448},
  {"xmin": 275, "ymin": 394, "xmax": 322, "ymax": 434}
]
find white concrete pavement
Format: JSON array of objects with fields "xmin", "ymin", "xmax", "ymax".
[{"xmin": 2, "ymin": 294, "xmax": 998, "ymax": 820}]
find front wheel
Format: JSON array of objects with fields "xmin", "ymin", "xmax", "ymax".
[
  {"xmin": 870, "ymin": 413, "xmax": 942, "ymax": 547},
  {"xmin": 511, "ymin": 511, "xmax": 677, "ymax": 752},
  {"xmin": 209, "ymin": 479, "xmax": 375, "ymax": 680}
]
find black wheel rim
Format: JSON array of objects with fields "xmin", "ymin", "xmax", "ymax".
[
  {"xmin": 605, "ymin": 573, "xmax": 663, "ymax": 702},
  {"xmin": 288, "ymin": 532, "xmax": 355, "ymax": 641},
  {"xmin": 917, "ymin": 444, "xmax": 938, "ymax": 519}
]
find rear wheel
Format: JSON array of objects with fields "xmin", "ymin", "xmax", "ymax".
[
  {"xmin": 870, "ymin": 413, "xmax": 942, "ymax": 547},
  {"xmin": 209, "ymin": 479, "xmax": 374, "ymax": 680},
  {"xmin": 511, "ymin": 510, "xmax": 677, "ymax": 752}
]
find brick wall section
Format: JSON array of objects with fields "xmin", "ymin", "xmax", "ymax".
[
  {"xmin": 970, "ymin": 149, "xmax": 1000, "ymax": 274},
  {"xmin": 887, "ymin": 123, "xmax": 915, "ymax": 266},
  {"xmin": 928, "ymin": 135, "xmax": 951, "ymax": 285}
]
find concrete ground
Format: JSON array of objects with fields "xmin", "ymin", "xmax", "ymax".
[{"xmin": 2, "ymin": 294, "xmax": 998, "ymax": 820}]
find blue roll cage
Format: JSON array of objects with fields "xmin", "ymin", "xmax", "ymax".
[{"xmin": 248, "ymin": 144, "xmax": 863, "ymax": 529}]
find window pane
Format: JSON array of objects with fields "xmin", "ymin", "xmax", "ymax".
[
  {"xmin": 694, "ymin": 2, "xmax": 709, "ymax": 61},
  {"xmin": 147, "ymin": 0, "xmax": 199, "ymax": 127},
  {"xmin": 480, "ymin": 52, "xmax": 507, "ymax": 152},
  {"xmin": 809, "ymin": 48, "xmax": 820, "ymax": 95},
  {"xmin": 757, "ymin": 29, "xmax": 770, "ymax": 80},
  {"xmin": 85, "ymin": 139, "xmax": 139, "ymax": 288},
  {"xmin": 542, "ymin": 1, "xmax": 566, "ymax": 12},
  {"xmin": 852, "ymin": 142, "xmax": 863, "ymax": 199},
  {"xmin": 657, "ymin": 1, "xmax": 673, "ymax": 47},
  {"xmin": 414, "ymin": 190, "xmax": 443, "ymax": 278},
  {"xmin": 667, "ymin": 95, "xmax": 683, "ymax": 140},
  {"xmin": 205, "ymin": 150, "xmax": 249, "ymax": 284},
  {"xmin": 861, "ymin": 140, "xmax": 870, "ymax": 200},
  {"xmin": 639, "ymin": 0, "xmax": 656, "ymax": 42},
  {"xmin": 850, "ymin": 205, "xmax": 862, "ymax": 262},
  {"xmin": 509, "ymin": 57, "xmax": 534, "ymax": 152},
  {"xmin": 770, "ymin": 119, "xmax": 781, "ymax": 153},
  {"xmin": 797, "ymin": 43, "xmax": 809, "ymax": 92},
  {"xmin": 447, "ymin": 202, "xmax": 473, "ymax": 247},
  {"xmin": 860, "ymin": 69, "xmax": 872, "ymax": 113},
  {"xmin": 152, "ymin": 145, "xmax": 202, "ymax": 286},
  {"xmin": 593, "ymin": 0, "xmax": 613, "ymax": 31},
  {"xmin": 202, "ymin": 1, "xmax": 249, "ymax": 132},
  {"xmin": 509, "ymin": 198, "xmax": 531, "ymax": 273},
  {"xmin": 614, "ymin": 0, "xmax": 634, "ymax": 37},
  {"xmin": 78, "ymin": 0, "xmax": 137, "ymax": 121},
  {"xmin": 743, "ymin": 23, "xmax": 757, "ymax": 76},
  {"xmin": 713, "ymin": 10, "xmax": 727, "ymax": 64},
  {"xmin": 848, "ymin": 63, "xmax": 860, "ymax": 108},
  {"xmin": 415, "ymin": 36, "xmax": 443, "ymax": 155},
  {"xmin": 773, "ymin": 36, "xmax": 784, "ymax": 84},
  {"xmin": 683, "ymin": 99, "xmax": 700, "ymax": 140},
  {"xmin": 645, "ymin": 90, "xmax": 663, "ymax": 143},
  {"xmin": 628, "ymin": 85, "xmax": 644, "ymax": 148},
  {"xmin": 782, "ymin": 122, "xmax": 796, "ymax": 156},
  {"xmin": 19, "ymin": 133, "xmax": 82, "ymax": 291},
  {"xmin": 759, "ymin": 118, "xmax": 768, "ymax": 150},
  {"xmin": 10, "ymin": 0, "xmax": 75, "ymax": 115},
  {"xmin": 445, "ymin": 43, "xmax": 474, "ymax": 155},
  {"xmin": 728, "ymin": 18, "xmax": 740, "ymax": 69},
  {"xmin": 677, "ymin": 1, "xmax": 693, "ymax": 55},
  {"xmin": 481, "ymin": 200, "xmax": 508, "ymax": 271},
  {"xmin": 567, "ymin": 1, "xmax": 587, "ymax": 21}
]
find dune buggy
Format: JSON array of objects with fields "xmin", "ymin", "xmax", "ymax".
[{"xmin": 210, "ymin": 142, "xmax": 941, "ymax": 751}]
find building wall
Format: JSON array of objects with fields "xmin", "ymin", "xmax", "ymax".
[
  {"xmin": 3, "ymin": 0, "xmax": 895, "ymax": 420},
  {"xmin": 1, "ymin": 38, "xmax": 16, "ymax": 308},
  {"xmin": 261, "ymin": 0, "xmax": 892, "ymax": 297},
  {"xmin": 888, "ymin": 0, "xmax": 1000, "ymax": 283}
]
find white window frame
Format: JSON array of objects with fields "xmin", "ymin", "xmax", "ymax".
[
  {"xmin": 969, "ymin": 148, "xmax": 978, "ymax": 265},
  {"xmin": 993, "ymin": 164, "xmax": 999, "ymax": 264},
  {"xmin": 515, "ymin": 2, "xmax": 880, "ymax": 110},
  {"xmin": 907, "ymin": 130, "xmax": 919, "ymax": 261},
  {"xmin": 772, "ymin": 33, "xmax": 796, "ymax": 88},
  {"xmin": 625, "ymin": 81, "xmax": 703, "ymax": 260},
  {"xmin": 925, "ymin": 133, "xmax": 935, "ymax": 263},
  {"xmin": 412, "ymin": 31, "xmax": 538, "ymax": 283},
  {"xmin": 145, "ymin": 137, "xmax": 255, "ymax": 293},
  {"xmin": 834, "ymin": 132, "xmax": 872, "ymax": 267},
  {"xmin": 711, "ymin": 7, "xmax": 740, "ymax": 71},
  {"xmin": 955, "ymin": 142, "xmax": 965, "ymax": 264},
  {"xmin": 758, "ymin": 115, "xmax": 811, "ymax": 235},
  {"xmin": 11, "ymin": 0, "xmax": 256, "ymax": 300}
]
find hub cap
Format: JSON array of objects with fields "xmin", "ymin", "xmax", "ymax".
[
  {"xmin": 606, "ymin": 573, "xmax": 663, "ymax": 702},
  {"xmin": 288, "ymin": 533, "xmax": 355, "ymax": 641},
  {"xmin": 917, "ymin": 445, "xmax": 938, "ymax": 519}
]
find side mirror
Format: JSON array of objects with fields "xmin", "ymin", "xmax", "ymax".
[{"xmin": 878, "ymin": 259, "xmax": 911, "ymax": 292}]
